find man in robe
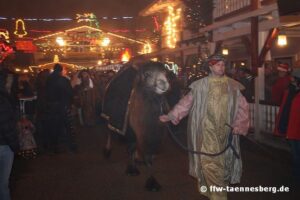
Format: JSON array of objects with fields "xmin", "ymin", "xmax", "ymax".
[{"xmin": 160, "ymin": 54, "xmax": 249, "ymax": 200}]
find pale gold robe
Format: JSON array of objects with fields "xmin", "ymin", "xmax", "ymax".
[{"xmin": 168, "ymin": 76, "xmax": 250, "ymax": 200}]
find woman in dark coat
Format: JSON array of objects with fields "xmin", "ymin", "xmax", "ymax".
[{"xmin": 274, "ymin": 68, "xmax": 300, "ymax": 185}]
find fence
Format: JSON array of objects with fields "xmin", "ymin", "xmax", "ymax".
[{"xmin": 249, "ymin": 101, "xmax": 280, "ymax": 134}]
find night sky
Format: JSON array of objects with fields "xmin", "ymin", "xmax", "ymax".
[
  {"xmin": 0, "ymin": 0, "xmax": 154, "ymax": 33},
  {"xmin": 0, "ymin": 0, "xmax": 153, "ymax": 17}
]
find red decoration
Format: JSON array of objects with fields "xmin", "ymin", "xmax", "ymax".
[
  {"xmin": 153, "ymin": 16, "xmax": 160, "ymax": 31},
  {"xmin": 15, "ymin": 40, "xmax": 37, "ymax": 53},
  {"xmin": 0, "ymin": 42, "xmax": 14, "ymax": 63}
]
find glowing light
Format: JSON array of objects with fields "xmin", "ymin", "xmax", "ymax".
[
  {"xmin": 76, "ymin": 13, "xmax": 99, "ymax": 28},
  {"xmin": 15, "ymin": 68, "xmax": 21, "ymax": 72},
  {"xmin": 101, "ymin": 37, "xmax": 110, "ymax": 46},
  {"xmin": 222, "ymin": 48, "xmax": 229, "ymax": 55},
  {"xmin": 165, "ymin": 62, "xmax": 179, "ymax": 75},
  {"xmin": 121, "ymin": 49, "xmax": 131, "ymax": 62},
  {"xmin": 142, "ymin": 43, "xmax": 152, "ymax": 54},
  {"xmin": 14, "ymin": 19, "xmax": 27, "ymax": 38},
  {"xmin": 0, "ymin": 42, "xmax": 14, "ymax": 63},
  {"xmin": 34, "ymin": 25, "xmax": 145, "ymax": 45},
  {"xmin": 97, "ymin": 60, "xmax": 103, "ymax": 65},
  {"xmin": 23, "ymin": 69, "xmax": 29, "ymax": 73},
  {"xmin": 56, "ymin": 37, "xmax": 66, "ymax": 46},
  {"xmin": 0, "ymin": 30, "xmax": 10, "ymax": 42},
  {"xmin": 0, "ymin": 15, "xmax": 135, "ymax": 21},
  {"xmin": 163, "ymin": 6, "xmax": 181, "ymax": 48},
  {"xmin": 277, "ymin": 34, "xmax": 287, "ymax": 46},
  {"xmin": 53, "ymin": 55, "xmax": 59, "ymax": 63}
]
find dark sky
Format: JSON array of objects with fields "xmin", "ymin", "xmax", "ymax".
[
  {"xmin": 0, "ymin": 0, "xmax": 153, "ymax": 17},
  {"xmin": 0, "ymin": 0, "xmax": 155, "ymax": 34}
]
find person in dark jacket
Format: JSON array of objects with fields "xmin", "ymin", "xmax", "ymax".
[
  {"xmin": 35, "ymin": 69, "xmax": 50, "ymax": 151},
  {"xmin": 44, "ymin": 64, "xmax": 76, "ymax": 153},
  {"xmin": 0, "ymin": 70, "xmax": 19, "ymax": 200},
  {"xmin": 275, "ymin": 68, "xmax": 300, "ymax": 185}
]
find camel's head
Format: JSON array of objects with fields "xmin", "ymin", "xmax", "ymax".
[{"xmin": 137, "ymin": 62, "xmax": 170, "ymax": 95}]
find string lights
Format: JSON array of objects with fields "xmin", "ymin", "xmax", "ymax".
[
  {"xmin": 0, "ymin": 42, "xmax": 14, "ymax": 63},
  {"xmin": 76, "ymin": 13, "xmax": 99, "ymax": 28},
  {"xmin": 163, "ymin": 6, "xmax": 181, "ymax": 49},
  {"xmin": 0, "ymin": 30, "xmax": 10, "ymax": 42},
  {"xmin": 142, "ymin": 43, "xmax": 152, "ymax": 54},
  {"xmin": 14, "ymin": 19, "xmax": 28, "ymax": 38},
  {"xmin": 0, "ymin": 16, "xmax": 134, "ymax": 22}
]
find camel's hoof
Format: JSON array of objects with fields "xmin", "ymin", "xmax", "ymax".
[
  {"xmin": 103, "ymin": 148, "xmax": 111, "ymax": 159},
  {"xmin": 145, "ymin": 176, "xmax": 161, "ymax": 192},
  {"xmin": 125, "ymin": 164, "xmax": 140, "ymax": 176}
]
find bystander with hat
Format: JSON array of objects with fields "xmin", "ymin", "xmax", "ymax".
[{"xmin": 271, "ymin": 63, "xmax": 291, "ymax": 105}]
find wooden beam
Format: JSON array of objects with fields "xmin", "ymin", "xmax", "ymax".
[
  {"xmin": 259, "ymin": 18, "xmax": 280, "ymax": 31},
  {"xmin": 213, "ymin": 26, "xmax": 250, "ymax": 41},
  {"xmin": 258, "ymin": 28, "xmax": 279, "ymax": 67},
  {"xmin": 251, "ymin": 17, "xmax": 259, "ymax": 76},
  {"xmin": 214, "ymin": 41, "xmax": 223, "ymax": 54},
  {"xmin": 251, "ymin": 0, "xmax": 260, "ymax": 10}
]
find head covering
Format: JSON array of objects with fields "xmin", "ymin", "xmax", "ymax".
[
  {"xmin": 277, "ymin": 63, "xmax": 289, "ymax": 72},
  {"xmin": 207, "ymin": 54, "xmax": 226, "ymax": 66},
  {"xmin": 292, "ymin": 68, "xmax": 300, "ymax": 79}
]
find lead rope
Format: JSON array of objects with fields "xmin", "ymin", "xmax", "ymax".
[{"xmin": 160, "ymin": 103, "xmax": 240, "ymax": 158}]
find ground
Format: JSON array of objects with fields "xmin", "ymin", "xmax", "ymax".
[{"xmin": 10, "ymin": 122, "xmax": 300, "ymax": 200}]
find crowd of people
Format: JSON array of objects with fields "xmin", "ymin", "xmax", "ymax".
[
  {"xmin": 0, "ymin": 55, "xmax": 299, "ymax": 200},
  {"xmin": 0, "ymin": 62, "xmax": 116, "ymax": 200}
]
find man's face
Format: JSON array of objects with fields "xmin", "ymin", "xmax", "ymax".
[{"xmin": 209, "ymin": 61, "xmax": 225, "ymax": 77}]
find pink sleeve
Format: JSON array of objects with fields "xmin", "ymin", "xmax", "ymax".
[
  {"xmin": 232, "ymin": 95, "xmax": 250, "ymax": 135},
  {"xmin": 168, "ymin": 92, "xmax": 193, "ymax": 124}
]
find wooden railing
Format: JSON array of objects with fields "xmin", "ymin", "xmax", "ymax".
[
  {"xmin": 249, "ymin": 101, "xmax": 279, "ymax": 134},
  {"xmin": 260, "ymin": 0, "xmax": 276, "ymax": 6},
  {"xmin": 213, "ymin": 0, "xmax": 252, "ymax": 20}
]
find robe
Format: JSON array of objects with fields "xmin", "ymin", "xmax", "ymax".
[{"xmin": 168, "ymin": 76, "xmax": 249, "ymax": 200}]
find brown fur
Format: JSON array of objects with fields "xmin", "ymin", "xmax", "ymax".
[
  {"xmin": 128, "ymin": 62, "xmax": 169, "ymax": 158},
  {"xmin": 103, "ymin": 62, "xmax": 180, "ymax": 191}
]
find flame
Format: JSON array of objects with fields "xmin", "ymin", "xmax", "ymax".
[{"xmin": 121, "ymin": 49, "xmax": 131, "ymax": 62}]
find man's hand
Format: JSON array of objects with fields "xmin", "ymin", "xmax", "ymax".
[
  {"xmin": 160, "ymin": 115, "xmax": 180, "ymax": 125},
  {"xmin": 159, "ymin": 115, "xmax": 170, "ymax": 122},
  {"xmin": 232, "ymin": 127, "xmax": 240, "ymax": 134}
]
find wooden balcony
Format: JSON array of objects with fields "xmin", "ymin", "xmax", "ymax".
[
  {"xmin": 260, "ymin": 0, "xmax": 276, "ymax": 6},
  {"xmin": 214, "ymin": 0, "xmax": 252, "ymax": 21}
]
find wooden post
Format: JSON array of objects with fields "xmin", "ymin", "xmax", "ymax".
[
  {"xmin": 214, "ymin": 41, "xmax": 223, "ymax": 54},
  {"xmin": 251, "ymin": 17, "xmax": 259, "ymax": 76},
  {"xmin": 251, "ymin": 0, "xmax": 262, "ymax": 141},
  {"xmin": 258, "ymin": 28, "xmax": 279, "ymax": 67}
]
